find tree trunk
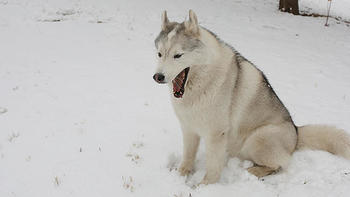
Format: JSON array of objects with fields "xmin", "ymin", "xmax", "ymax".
[{"xmin": 279, "ymin": 0, "xmax": 299, "ymax": 15}]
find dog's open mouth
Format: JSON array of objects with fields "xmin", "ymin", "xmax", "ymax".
[{"xmin": 172, "ymin": 67, "xmax": 190, "ymax": 98}]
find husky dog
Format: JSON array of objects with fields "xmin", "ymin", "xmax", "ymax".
[{"xmin": 153, "ymin": 10, "xmax": 350, "ymax": 184}]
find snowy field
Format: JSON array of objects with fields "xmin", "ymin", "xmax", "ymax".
[
  {"xmin": 1, "ymin": 0, "xmax": 350, "ymax": 196},
  {"xmin": 300, "ymin": 0, "xmax": 350, "ymax": 21}
]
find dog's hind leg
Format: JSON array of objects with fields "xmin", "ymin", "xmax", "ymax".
[{"xmin": 240, "ymin": 123, "xmax": 297, "ymax": 178}]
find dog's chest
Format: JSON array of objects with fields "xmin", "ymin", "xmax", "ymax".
[{"xmin": 172, "ymin": 99, "xmax": 230, "ymax": 135}]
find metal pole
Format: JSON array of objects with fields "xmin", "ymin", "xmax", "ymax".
[{"xmin": 325, "ymin": 0, "xmax": 332, "ymax": 26}]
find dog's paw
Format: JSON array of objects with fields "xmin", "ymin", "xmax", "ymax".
[
  {"xmin": 199, "ymin": 173, "xmax": 220, "ymax": 185},
  {"xmin": 199, "ymin": 177, "xmax": 210, "ymax": 185},
  {"xmin": 178, "ymin": 161, "xmax": 193, "ymax": 176},
  {"xmin": 247, "ymin": 166, "xmax": 276, "ymax": 178}
]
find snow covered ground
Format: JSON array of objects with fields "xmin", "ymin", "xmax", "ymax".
[
  {"xmin": 0, "ymin": 0, "xmax": 350, "ymax": 196},
  {"xmin": 300, "ymin": 0, "xmax": 350, "ymax": 21}
]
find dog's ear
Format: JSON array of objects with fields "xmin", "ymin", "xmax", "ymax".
[
  {"xmin": 161, "ymin": 10, "xmax": 170, "ymax": 31},
  {"xmin": 185, "ymin": 10, "xmax": 199, "ymax": 36}
]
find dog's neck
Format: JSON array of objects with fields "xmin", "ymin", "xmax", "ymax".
[{"xmin": 199, "ymin": 28, "xmax": 228, "ymax": 64}]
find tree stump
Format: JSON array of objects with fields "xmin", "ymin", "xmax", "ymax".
[{"xmin": 279, "ymin": 0, "xmax": 299, "ymax": 15}]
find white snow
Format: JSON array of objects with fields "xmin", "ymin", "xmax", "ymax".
[
  {"xmin": 300, "ymin": 0, "xmax": 350, "ymax": 21},
  {"xmin": 0, "ymin": 0, "xmax": 350, "ymax": 197}
]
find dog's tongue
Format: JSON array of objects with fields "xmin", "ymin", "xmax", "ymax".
[{"xmin": 172, "ymin": 70, "xmax": 186, "ymax": 93}]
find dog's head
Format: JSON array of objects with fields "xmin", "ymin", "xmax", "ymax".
[{"xmin": 153, "ymin": 10, "xmax": 208, "ymax": 98}]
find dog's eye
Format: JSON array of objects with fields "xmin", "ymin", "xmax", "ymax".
[
  {"xmin": 174, "ymin": 53, "xmax": 183, "ymax": 59},
  {"xmin": 158, "ymin": 52, "xmax": 162, "ymax": 58}
]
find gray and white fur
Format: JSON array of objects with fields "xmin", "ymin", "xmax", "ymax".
[{"xmin": 153, "ymin": 10, "xmax": 350, "ymax": 185}]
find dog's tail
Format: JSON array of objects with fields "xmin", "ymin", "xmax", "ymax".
[{"xmin": 296, "ymin": 125, "xmax": 350, "ymax": 159}]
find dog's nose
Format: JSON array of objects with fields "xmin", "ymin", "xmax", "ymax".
[{"xmin": 153, "ymin": 73, "xmax": 165, "ymax": 83}]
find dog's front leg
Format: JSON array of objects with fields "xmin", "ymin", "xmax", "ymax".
[
  {"xmin": 200, "ymin": 131, "xmax": 227, "ymax": 185},
  {"xmin": 179, "ymin": 130, "xmax": 200, "ymax": 176}
]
